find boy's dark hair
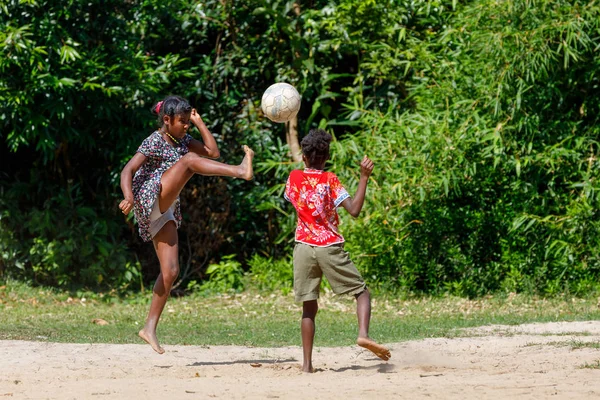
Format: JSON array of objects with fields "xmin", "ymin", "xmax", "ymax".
[
  {"xmin": 152, "ymin": 95, "xmax": 192, "ymax": 126},
  {"xmin": 300, "ymin": 129, "xmax": 332, "ymax": 167}
]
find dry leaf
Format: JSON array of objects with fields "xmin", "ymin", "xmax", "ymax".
[
  {"xmin": 250, "ymin": 363, "xmax": 262, "ymax": 368},
  {"xmin": 92, "ymin": 318, "xmax": 109, "ymax": 326}
]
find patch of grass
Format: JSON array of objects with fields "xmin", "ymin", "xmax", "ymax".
[
  {"xmin": 1, "ymin": 281, "xmax": 600, "ymax": 347},
  {"xmin": 579, "ymin": 360, "xmax": 600, "ymax": 369},
  {"xmin": 523, "ymin": 340, "xmax": 600, "ymax": 350},
  {"xmin": 536, "ymin": 332, "xmax": 593, "ymax": 337},
  {"xmin": 524, "ymin": 341, "xmax": 542, "ymax": 347},
  {"xmin": 569, "ymin": 340, "xmax": 600, "ymax": 349}
]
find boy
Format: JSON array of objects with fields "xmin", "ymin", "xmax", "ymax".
[{"xmin": 284, "ymin": 128, "xmax": 391, "ymax": 373}]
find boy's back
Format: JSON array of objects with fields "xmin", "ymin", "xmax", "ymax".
[
  {"xmin": 284, "ymin": 129, "xmax": 390, "ymax": 373},
  {"xmin": 284, "ymin": 168, "xmax": 349, "ymax": 247}
]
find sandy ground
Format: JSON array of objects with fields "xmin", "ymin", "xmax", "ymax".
[{"xmin": 1, "ymin": 321, "xmax": 600, "ymax": 399}]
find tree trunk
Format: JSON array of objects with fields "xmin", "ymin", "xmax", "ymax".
[
  {"xmin": 286, "ymin": 115, "xmax": 302, "ymax": 162},
  {"xmin": 286, "ymin": 2, "xmax": 302, "ymax": 163}
]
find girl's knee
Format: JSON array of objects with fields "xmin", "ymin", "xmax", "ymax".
[
  {"xmin": 181, "ymin": 152, "xmax": 202, "ymax": 165},
  {"xmin": 162, "ymin": 263, "xmax": 180, "ymax": 283}
]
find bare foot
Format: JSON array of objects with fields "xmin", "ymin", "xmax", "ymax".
[
  {"xmin": 238, "ymin": 145, "xmax": 254, "ymax": 180},
  {"xmin": 357, "ymin": 337, "xmax": 391, "ymax": 361},
  {"xmin": 139, "ymin": 328, "xmax": 165, "ymax": 354}
]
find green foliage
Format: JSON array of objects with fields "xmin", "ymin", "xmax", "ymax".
[
  {"xmin": 322, "ymin": 0, "xmax": 600, "ymax": 296},
  {"xmin": 2, "ymin": 0, "xmax": 600, "ymax": 297},
  {"xmin": 247, "ymin": 254, "xmax": 293, "ymax": 293},
  {"xmin": 0, "ymin": 182, "xmax": 142, "ymax": 290},
  {"xmin": 0, "ymin": 0, "xmax": 175, "ymax": 289},
  {"xmin": 198, "ymin": 255, "xmax": 245, "ymax": 293}
]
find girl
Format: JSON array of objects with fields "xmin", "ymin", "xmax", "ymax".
[{"xmin": 119, "ymin": 95, "xmax": 254, "ymax": 354}]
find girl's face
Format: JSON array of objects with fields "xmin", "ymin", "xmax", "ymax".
[{"xmin": 165, "ymin": 112, "xmax": 191, "ymax": 138}]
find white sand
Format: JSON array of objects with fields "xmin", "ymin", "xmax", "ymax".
[{"xmin": 2, "ymin": 321, "xmax": 600, "ymax": 399}]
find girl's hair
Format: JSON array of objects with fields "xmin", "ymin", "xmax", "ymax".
[
  {"xmin": 300, "ymin": 129, "xmax": 332, "ymax": 167},
  {"xmin": 152, "ymin": 95, "xmax": 192, "ymax": 126}
]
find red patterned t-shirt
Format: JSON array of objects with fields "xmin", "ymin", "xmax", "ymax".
[{"xmin": 284, "ymin": 169, "xmax": 350, "ymax": 247}]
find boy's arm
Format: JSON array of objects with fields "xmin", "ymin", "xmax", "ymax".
[
  {"xmin": 119, "ymin": 152, "xmax": 147, "ymax": 215},
  {"xmin": 340, "ymin": 155, "xmax": 374, "ymax": 218},
  {"xmin": 188, "ymin": 109, "xmax": 220, "ymax": 159}
]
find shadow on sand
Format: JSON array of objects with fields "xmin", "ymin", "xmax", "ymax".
[
  {"xmin": 328, "ymin": 363, "xmax": 395, "ymax": 373},
  {"xmin": 186, "ymin": 358, "xmax": 297, "ymax": 367}
]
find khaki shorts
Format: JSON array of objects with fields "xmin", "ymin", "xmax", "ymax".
[{"xmin": 293, "ymin": 242, "xmax": 366, "ymax": 302}]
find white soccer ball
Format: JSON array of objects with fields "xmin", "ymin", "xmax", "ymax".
[{"xmin": 261, "ymin": 82, "xmax": 301, "ymax": 123}]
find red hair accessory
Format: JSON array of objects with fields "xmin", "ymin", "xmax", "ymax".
[{"xmin": 155, "ymin": 101, "xmax": 163, "ymax": 114}]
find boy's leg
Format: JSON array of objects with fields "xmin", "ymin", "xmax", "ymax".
[
  {"xmin": 139, "ymin": 221, "xmax": 180, "ymax": 354},
  {"xmin": 356, "ymin": 288, "xmax": 371, "ymax": 338},
  {"xmin": 293, "ymin": 243, "xmax": 322, "ymax": 373},
  {"xmin": 158, "ymin": 146, "xmax": 254, "ymax": 213},
  {"xmin": 355, "ymin": 290, "xmax": 391, "ymax": 361},
  {"xmin": 301, "ymin": 300, "xmax": 318, "ymax": 373},
  {"xmin": 316, "ymin": 245, "xmax": 391, "ymax": 361}
]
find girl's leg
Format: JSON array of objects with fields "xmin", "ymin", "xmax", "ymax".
[
  {"xmin": 158, "ymin": 146, "xmax": 254, "ymax": 213},
  {"xmin": 355, "ymin": 289, "xmax": 391, "ymax": 361},
  {"xmin": 138, "ymin": 221, "xmax": 180, "ymax": 354},
  {"xmin": 301, "ymin": 300, "xmax": 318, "ymax": 373}
]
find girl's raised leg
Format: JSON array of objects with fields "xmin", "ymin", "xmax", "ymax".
[
  {"xmin": 138, "ymin": 221, "xmax": 180, "ymax": 354},
  {"xmin": 158, "ymin": 146, "xmax": 254, "ymax": 213}
]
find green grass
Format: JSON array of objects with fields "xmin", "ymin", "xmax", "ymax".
[
  {"xmin": 580, "ymin": 360, "xmax": 600, "ymax": 369},
  {"xmin": 1, "ymin": 281, "xmax": 599, "ymax": 347},
  {"xmin": 524, "ymin": 340, "xmax": 600, "ymax": 349}
]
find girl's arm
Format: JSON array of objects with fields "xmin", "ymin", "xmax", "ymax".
[
  {"xmin": 340, "ymin": 156, "xmax": 374, "ymax": 218},
  {"xmin": 119, "ymin": 152, "xmax": 147, "ymax": 215},
  {"xmin": 187, "ymin": 109, "xmax": 220, "ymax": 159}
]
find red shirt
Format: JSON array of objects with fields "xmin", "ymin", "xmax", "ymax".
[{"xmin": 284, "ymin": 168, "xmax": 350, "ymax": 247}]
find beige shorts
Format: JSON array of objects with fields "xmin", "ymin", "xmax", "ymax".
[
  {"xmin": 293, "ymin": 242, "xmax": 366, "ymax": 302},
  {"xmin": 149, "ymin": 196, "xmax": 176, "ymax": 239}
]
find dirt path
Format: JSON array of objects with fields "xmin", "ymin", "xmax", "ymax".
[{"xmin": 1, "ymin": 321, "xmax": 600, "ymax": 399}]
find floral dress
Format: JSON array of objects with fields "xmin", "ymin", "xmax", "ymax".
[{"xmin": 132, "ymin": 131, "xmax": 193, "ymax": 241}]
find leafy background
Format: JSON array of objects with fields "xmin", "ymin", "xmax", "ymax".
[{"xmin": 1, "ymin": 0, "xmax": 599, "ymax": 296}]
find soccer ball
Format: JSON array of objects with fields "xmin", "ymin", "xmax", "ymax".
[{"xmin": 261, "ymin": 82, "xmax": 301, "ymax": 123}]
